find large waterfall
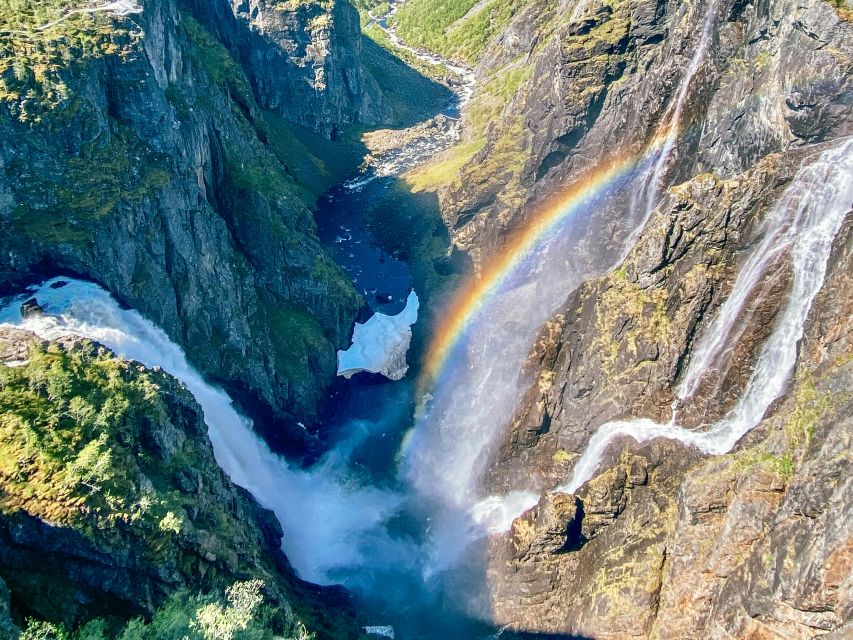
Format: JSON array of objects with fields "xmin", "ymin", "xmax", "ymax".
[{"xmin": 0, "ymin": 280, "xmax": 408, "ymax": 587}]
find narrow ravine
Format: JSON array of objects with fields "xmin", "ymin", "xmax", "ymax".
[{"xmin": 2, "ymin": 1, "xmax": 849, "ymax": 638}]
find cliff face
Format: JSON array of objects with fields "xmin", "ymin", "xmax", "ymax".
[
  {"xmin": 405, "ymin": 0, "xmax": 853, "ymax": 636},
  {"xmin": 0, "ymin": 0, "xmax": 389, "ymax": 451},
  {"xmin": 442, "ymin": 0, "xmax": 851, "ymax": 268},
  {"xmin": 186, "ymin": 0, "xmax": 390, "ymax": 136},
  {"xmin": 0, "ymin": 328, "xmax": 359, "ymax": 638},
  {"xmin": 483, "ymin": 160, "xmax": 853, "ymax": 639}
]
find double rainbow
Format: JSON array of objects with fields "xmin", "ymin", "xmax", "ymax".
[{"xmin": 420, "ymin": 129, "xmax": 674, "ymax": 391}]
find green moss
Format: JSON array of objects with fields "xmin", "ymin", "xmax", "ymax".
[
  {"xmin": 589, "ymin": 270, "xmax": 672, "ymax": 376},
  {"xmin": 262, "ymin": 111, "xmax": 367, "ymax": 202},
  {"xmin": 782, "ymin": 372, "xmax": 833, "ymax": 453},
  {"xmin": 0, "ymin": 340, "xmax": 196, "ymax": 543},
  {"xmin": 256, "ymin": 303, "xmax": 334, "ymax": 386},
  {"xmin": 0, "ymin": 0, "xmax": 140, "ymax": 121},
  {"xmin": 9, "ymin": 126, "xmax": 172, "ymax": 245},
  {"xmin": 181, "ymin": 12, "xmax": 253, "ymax": 107}
]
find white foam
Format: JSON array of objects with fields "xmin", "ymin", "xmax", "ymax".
[{"xmin": 0, "ymin": 279, "xmax": 407, "ymax": 586}]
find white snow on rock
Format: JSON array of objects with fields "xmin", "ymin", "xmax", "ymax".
[{"xmin": 337, "ymin": 291, "xmax": 419, "ymax": 381}]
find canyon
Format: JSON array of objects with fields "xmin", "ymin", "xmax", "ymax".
[{"xmin": 0, "ymin": 0, "xmax": 852, "ymax": 639}]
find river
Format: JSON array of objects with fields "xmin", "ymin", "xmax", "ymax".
[{"xmin": 309, "ymin": 9, "xmax": 506, "ymax": 636}]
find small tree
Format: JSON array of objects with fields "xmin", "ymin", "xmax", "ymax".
[{"xmin": 192, "ymin": 580, "xmax": 265, "ymax": 640}]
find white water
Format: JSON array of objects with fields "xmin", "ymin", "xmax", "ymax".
[
  {"xmin": 400, "ymin": 0, "xmax": 725, "ymax": 570},
  {"xmin": 0, "ymin": 279, "xmax": 409, "ymax": 587},
  {"xmin": 628, "ymin": 1, "xmax": 719, "ymax": 243},
  {"xmin": 559, "ymin": 138, "xmax": 853, "ymax": 494}
]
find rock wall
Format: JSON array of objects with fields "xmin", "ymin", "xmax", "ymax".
[
  {"xmin": 0, "ymin": 0, "xmax": 390, "ymax": 452},
  {"xmin": 442, "ymin": 0, "xmax": 851, "ymax": 268},
  {"xmin": 0, "ymin": 328, "xmax": 360, "ymax": 638},
  {"xmin": 418, "ymin": 0, "xmax": 853, "ymax": 636}
]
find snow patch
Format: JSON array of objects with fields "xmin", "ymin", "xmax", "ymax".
[{"xmin": 337, "ymin": 291, "xmax": 419, "ymax": 381}]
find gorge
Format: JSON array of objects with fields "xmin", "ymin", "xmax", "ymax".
[{"xmin": 1, "ymin": 0, "xmax": 852, "ymax": 639}]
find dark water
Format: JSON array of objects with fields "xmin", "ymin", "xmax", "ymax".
[
  {"xmin": 316, "ymin": 174, "xmax": 412, "ymax": 316},
  {"xmin": 313, "ymin": 147, "xmax": 506, "ymax": 639}
]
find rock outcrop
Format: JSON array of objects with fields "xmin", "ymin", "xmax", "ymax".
[
  {"xmin": 399, "ymin": 0, "xmax": 853, "ymax": 635},
  {"xmin": 0, "ymin": 0, "xmax": 392, "ymax": 454},
  {"xmin": 0, "ymin": 327, "xmax": 360, "ymax": 638}
]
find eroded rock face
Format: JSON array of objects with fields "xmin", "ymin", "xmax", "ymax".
[
  {"xmin": 186, "ymin": 0, "xmax": 390, "ymax": 136},
  {"xmin": 430, "ymin": 0, "xmax": 853, "ymax": 635},
  {"xmin": 0, "ymin": 328, "xmax": 359, "ymax": 637},
  {"xmin": 0, "ymin": 0, "xmax": 384, "ymax": 451},
  {"xmin": 482, "ymin": 209, "xmax": 853, "ymax": 639}
]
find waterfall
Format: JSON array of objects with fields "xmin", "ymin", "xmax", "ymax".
[
  {"xmin": 627, "ymin": 1, "xmax": 719, "ymax": 245},
  {"xmin": 559, "ymin": 138, "xmax": 853, "ymax": 494},
  {"xmin": 401, "ymin": 0, "xmax": 725, "ymax": 571},
  {"xmin": 0, "ymin": 280, "xmax": 409, "ymax": 587}
]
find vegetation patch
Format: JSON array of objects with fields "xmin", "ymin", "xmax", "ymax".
[
  {"xmin": 263, "ymin": 111, "xmax": 368, "ymax": 202},
  {"xmin": 8, "ymin": 123, "xmax": 172, "ymax": 248},
  {"xmin": 181, "ymin": 12, "xmax": 254, "ymax": 108},
  {"xmin": 0, "ymin": 339, "xmax": 205, "ymax": 542},
  {"xmin": 390, "ymin": 0, "xmax": 530, "ymax": 64},
  {"xmin": 0, "ymin": 0, "xmax": 140, "ymax": 121},
  {"xmin": 256, "ymin": 303, "xmax": 335, "ymax": 387},
  {"xmin": 18, "ymin": 579, "xmax": 314, "ymax": 640},
  {"xmin": 404, "ymin": 137, "xmax": 485, "ymax": 192}
]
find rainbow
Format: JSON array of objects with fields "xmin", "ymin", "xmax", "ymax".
[{"xmin": 420, "ymin": 129, "xmax": 674, "ymax": 391}]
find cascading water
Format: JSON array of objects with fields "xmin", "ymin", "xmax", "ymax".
[
  {"xmin": 559, "ymin": 138, "xmax": 853, "ymax": 494},
  {"xmin": 401, "ymin": 0, "xmax": 724, "ymax": 574},
  {"xmin": 630, "ymin": 1, "xmax": 719, "ymax": 240},
  {"xmin": 0, "ymin": 280, "xmax": 410, "ymax": 588}
]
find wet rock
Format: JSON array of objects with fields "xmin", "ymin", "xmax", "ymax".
[{"xmin": 19, "ymin": 298, "xmax": 44, "ymax": 319}]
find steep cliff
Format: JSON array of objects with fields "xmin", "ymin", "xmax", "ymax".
[
  {"xmin": 483, "ymin": 154, "xmax": 853, "ymax": 638},
  {"xmin": 395, "ymin": 0, "xmax": 853, "ymax": 636},
  {"xmin": 0, "ymin": 328, "xmax": 360, "ymax": 638},
  {"xmin": 0, "ymin": 0, "xmax": 393, "ymax": 454},
  {"xmin": 439, "ymin": 0, "xmax": 851, "ymax": 267}
]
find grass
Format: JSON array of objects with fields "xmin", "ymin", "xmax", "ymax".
[
  {"xmin": 404, "ymin": 137, "xmax": 485, "ymax": 192},
  {"xmin": 391, "ymin": 0, "xmax": 531, "ymax": 63}
]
